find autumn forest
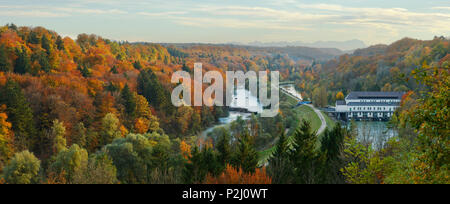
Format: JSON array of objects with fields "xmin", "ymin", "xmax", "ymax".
[{"xmin": 0, "ymin": 23, "xmax": 448, "ymax": 184}]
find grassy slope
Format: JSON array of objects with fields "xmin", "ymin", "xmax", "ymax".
[{"xmin": 258, "ymin": 99, "xmax": 336, "ymax": 165}]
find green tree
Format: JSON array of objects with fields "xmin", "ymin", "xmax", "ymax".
[
  {"xmin": 50, "ymin": 144, "xmax": 89, "ymax": 183},
  {"xmin": 72, "ymin": 151, "xmax": 118, "ymax": 184},
  {"xmin": 268, "ymin": 131, "xmax": 293, "ymax": 184},
  {"xmin": 0, "ymin": 80, "xmax": 36, "ymax": 151},
  {"xmin": 290, "ymin": 120, "xmax": 321, "ymax": 184},
  {"xmin": 216, "ymin": 128, "xmax": 231, "ymax": 167},
  {"xmin": 0, "ymin": 44, "xmax": 12, "ymax": 72},
  {"xmin": 72, "ymin": 122, "xmax": 87, "ymax": 148},
  {"xmin": 232, "ymin": 131, "xmax": 258, "ymax": 173},
  {"xmin": 55, "ymin": 35, "xmax": 65, "ymax": 50},
  {"xmin": 137, "ymin": 69, "xmax": 174, "ymax": 115},
  {"xmin": 14, "ymin": 47, "xmax": 32, "ymax": 74},
  {"xmin": 100, "ymin": 113, "xmax": 122, "ymax": 146},
  {"xmin": 103, "ymin": 133, "xmax": 153, "ymax": 184},
  {"xmin": 121, "ymin": 84, "xmax": 136, "ymax": 117},
  {"xmin": 4, "ymin": 151, "xmax": 41, "ymax": 184},
  {"xmin": 50, "ymin": 120, "xmax": 67, "ymax": 154}
]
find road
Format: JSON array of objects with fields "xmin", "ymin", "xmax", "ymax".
[
  {"xmin": 278, "ymin": 85, "xmax": 327, "ymax": 136},
  {"xmin": 306, "ymin": 104, "xmax": 327, "ymax": 136}
]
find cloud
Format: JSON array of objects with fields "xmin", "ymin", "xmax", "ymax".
[
  {"xmin": 138, "ymin": 11, "xmax": 186, "ymax": 17},
  {"xmin": 0, "ymin": 5, "xmax": 128, "ymax": 17},
  {"xmin": 0, "ymin": 10, "xmax": 69, "ymax": 17}
]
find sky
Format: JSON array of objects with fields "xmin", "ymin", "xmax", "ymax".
[{"xmin": 0, "ymin": 0, "xmax": 449, "ymax": 45}]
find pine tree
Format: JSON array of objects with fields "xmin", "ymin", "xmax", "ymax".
[
  {"xmin": 0, "ymin": 44, "xmax": 12, "ymax": 72},
  {"xmin": 14, "ymin": 48, "xmax": 32, "ymax": 74},
  {"xmin": 268, "ymin": 131, "xmax": 293, "ymax": 183},
  {"xmin": 216, "ymin": 129, "xmax": 231, "ymax": 167},
  {"xmin": 290, "ymin": 120, "xmax": 321, "ymax": 184},
  {"xmin": 121, "ymin": 84, "xmax": 136, "ymax": 117},
  {"xmin": 41, "ymin": 35, "xmax": 52, "ymax": 56},
  {"xmin": 0, "ymin": 80, "xmax": 36, "ymax": 151},
  {"xmin": 232, "ymin": 131, "xmax": 258, "ymax": 173},
  {"xmin": 77, "ymin": 64, "xmax": 91, "ymax": 77},
  {"xmin": 56, "ymin": 36, "xmax": 65, "ymax": 50}
]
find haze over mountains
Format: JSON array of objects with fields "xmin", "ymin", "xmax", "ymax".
[{"xmin": 232, "ymin": 39, "xmax": 367, "ymax": 52}]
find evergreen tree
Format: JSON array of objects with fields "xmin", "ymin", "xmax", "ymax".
[
  {"xmin": 232, "ymin": 131, "xmax": 258, "ymax": 173},
  {"xmin": 268, "ymin": 131, "xmax": 293, "ymax": 184},
  {"xmin": 110, "ymin": 65, "xmax": 118, "ymax": 74},
  {"xmin": 27, "ymin": 31, "xmax": 40, "ymax": 44},
  {"xmin": 319, "ymin": 125, "xmax": 346, "ymax": 184},
  {"xmin": 0, "ymin": 44, "xmax": 12, "ymax": 72},
  {"xmin": 77, "ymin": 64, "xmax": 91, "ymax": 77},
  {"xmin": 290, "ymin": 120, "xmax": 321, "ymax": 184},
  {"xmin": 137, "ymin": 69, "xmax": 174, "ymax": 114},
  {"xmin": 41, "ymin": 35, "xmax": 52, "ymax": 56},
  {"xmin": 133, "ymin": 61, "xmax": 143, "ymax": 70},
  {"xmin": 14, "ymin": 48, "xmax": 32, "ymax": 74},
  {"xmin": 0, "ymin": 80, "xmax": 36, "ymax": 151},
  {"xmin": 216, "ymin": 128, "xmax": 231, "ymax": 167},
  {"xmin": 121, "ymin": 84, "xmax": 136, "ymax": 117},
  {"xmin": 56, "ymin": 36, "xmax": 65, "ymax": 50}
]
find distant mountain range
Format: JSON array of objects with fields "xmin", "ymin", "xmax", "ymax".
[{"xmin": 232, "ymin": 39, "xmax": 367, "ymax": 52}]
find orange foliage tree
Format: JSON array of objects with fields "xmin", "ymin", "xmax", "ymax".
[{"xmin": 205, "ymin": 164, "xmax": 272, "ymax": 184}]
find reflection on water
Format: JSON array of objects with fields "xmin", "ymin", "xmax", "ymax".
[
  {"xmin": 349, "ymin": 121, "xmax": 398, "ymax": 149},
  {"xmin": 230, "ymin": 87, "xmax": 263, "ymax": 113},
  {"xmin": 201, "ymin": 88, "xmax": 263, "ymax": 139}
]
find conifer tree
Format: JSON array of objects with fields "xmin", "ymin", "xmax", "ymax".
[
  {"xmin": 0, "ymin": 80, "xmax": 36, "ymax": 151},
  {"xmin": 14, "ymin": 48, "xmax": 32, "ymax": 74}
]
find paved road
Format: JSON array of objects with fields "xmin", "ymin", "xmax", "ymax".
[{"xmin": 306, "ymin": 104, "xmax": 327, "ymax": 136}]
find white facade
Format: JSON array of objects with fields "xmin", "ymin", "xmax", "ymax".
[{"xmin": 335, "ymin": 92, "xmax": 404, "ymax": 121}]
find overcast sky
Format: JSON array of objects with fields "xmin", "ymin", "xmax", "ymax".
[{"xmin": 0, "ymin": 0, "xmax": 449, "ymax": 45}]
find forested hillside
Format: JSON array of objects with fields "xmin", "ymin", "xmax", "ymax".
[
  {"xmin": 286, "ymin": 37, "xmax": 450, "ymax": 107},
  {"xmin": 0, "ymin": 24, "xmax": 448, "ymax": 184}
]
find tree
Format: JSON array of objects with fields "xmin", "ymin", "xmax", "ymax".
[
  {"xmin": 205, "ymin": 164, "xmax": 272, "ymax": 184},
  {"xmin": 216, "ymin": 128, "xmax": 231, "ymax": 167},
  {"xmin": 0, "ymin": 107, "xmax": 14, "ymax": 171},
  {"xmin": 121, "ymin": 84, "xmax": 136, "ymax": 117},
  {"xmin": 14, "ymin": 47, "xmax": 32, "ymax": 74},
  {"xmin": 0, "ymin": 80, "xmax": 36, "ymax": 151},
  {"xmin": 232, "ymin": 131, "xmax": 258, "ymax": 173},
  {"xmin": 50, "ymin": 120, "xmax": 67, "ymax": 154},
  {"xmin": 183, "ymin": 146, "xmax": 221, "ymax": 184},
  {"xmin": 268, "ymin": 131, "xmax": 293, "ymax": 184},
  {"xmin": 336, "ymin": 91, "xmax": 345, "ymax": 100},
  {"xmin": 0, "ymin": 44, "xmax": 12, "ymax": 72},
  {"xmin": 56, "ymin": 36, "xmax": 65, "ymax": 50},
  {"xmin": 134, "ymin": 94, "xmax": 160, "ymax": 132},
  {"xmin": 290, "ymin": 120, "xmax": 321, "ymax": 184},
  {"xmin": 72, "ymin": 152, "xmax": 118, "ymax": 184},
  {"xmin": 320, "ymin": 125, "xmax": 346, "ymax": 184},
  {"xmin": 103, "ymin": 133, "xmax": 153, "ymax": 184},
  {"xmin": 137, "ymin": 69, "xmax": 174, "ymax": 115},
  {"xmin": 50, "ymin": 144, "xmax": 89, "ymax": 183},
  {"xmin": 133, "ymin": 61, "xmax": 143, "ymax": 70},
  {"xmin": 72, "ymin": 122, "xmax": 87, "ymax": 148},
  {"xmin": 4, "ymin": 151, "xmax": 41, "ymax": 184},
  {"xmin": 100, "ymin": 113, "xmax": 122, "ymax": 146}
]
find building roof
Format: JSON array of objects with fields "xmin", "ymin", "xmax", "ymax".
[
  {"xmin": 336, "ymin": 100, "xmax": 346, "ymax": 105},
  {"xmin": 346, "ymin": 92, "xmax": 405, "ymax": 100},
  {"xmin": 347, "ymin": 102, "xmax": 400, "ymax": 106}
]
